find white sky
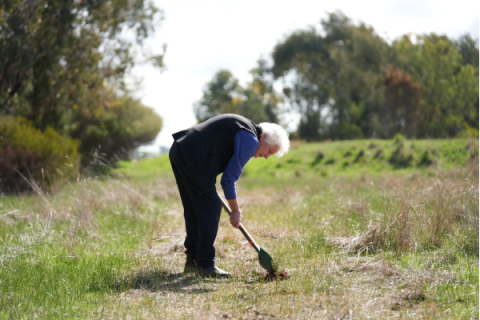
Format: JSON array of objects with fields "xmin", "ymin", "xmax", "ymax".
[{"xmin": 133, "ymin": 0, "xmax": 479, "ymax": 152}]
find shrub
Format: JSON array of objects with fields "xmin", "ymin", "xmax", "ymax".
[
  {"xmin": 311, "ymin": 149, "xmax": 325, "ymax": 166},
  {"xmin": 418, "ymin": 150, "xmax": 434, "ymax": 167},
  {"xmin": 373, "ymin": 149, "xmax": 384, "ymax": 159},
  {"xmin": 393, "ymin": 133, "xmax": 406, "ymax": 144},
  {"xmin": 353, "ymin": 149, "xmax": 365, "ymax": 163},
  {"xmin": 0, "ymin": 116, "xmax": 79, "ymax": 194},
  {"xmin": 343, "ymin": 148, "xmax": 354, "ymax": 157},
  {"xmin": 325, "ymin": 157, "xmax": 336, "ymax": 165},
  {"xmin": 389, "ymin": 143, "xmax": 414, "ymax": 169}
]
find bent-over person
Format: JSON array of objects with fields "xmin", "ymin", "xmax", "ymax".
[{"xmin": 169, "ymin": 114, "xmax": 289, "ymax": 278}]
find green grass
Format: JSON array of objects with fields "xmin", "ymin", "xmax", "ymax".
[
  {"xmin": 0, "ymin": 138, "xmax": 478, "ymax": 319},
  {"xmin": 116, "ymin": 138, "xmax": 476, "ymax": 185},
  {"xmin": 242, "ymin": 138, "xmax": 475, "ymax": 181}
]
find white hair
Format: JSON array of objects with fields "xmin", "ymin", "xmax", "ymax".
[{"xmin": 259, "ymin": 122, "xmax": 290, "ymax": 157}]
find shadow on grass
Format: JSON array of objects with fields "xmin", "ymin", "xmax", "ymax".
[{"xmin": 111, "ymin": 269, "xmax": 219, "ymax": 294}]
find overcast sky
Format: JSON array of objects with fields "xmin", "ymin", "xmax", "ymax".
[{"xmin": 132, "ymin": 0, "xmax": 479, "ymax": 151}]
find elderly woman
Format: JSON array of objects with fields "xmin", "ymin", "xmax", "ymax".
[{"xmin": 169, "ymin": 114, "xmax": 289, "ymax": 278}]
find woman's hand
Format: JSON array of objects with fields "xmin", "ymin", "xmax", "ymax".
[
  {"xmin": 227, "ymin": 198, "xmax": 242, "ymax": 228},
  {"xmin": 230, "ymin": 210, "xmax": 242, "ymax": 228}
]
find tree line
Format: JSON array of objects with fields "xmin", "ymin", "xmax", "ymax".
[{"xmin": 195, "ymin": 11, "xmax": 479, "ymax": 141}]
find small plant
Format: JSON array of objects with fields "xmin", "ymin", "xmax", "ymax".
[
  {"xmin": 393, "ymin": 133, "xmax": 406, "ymax": 144},
  {"xmin": 418, "ymin": 150, "xmax": 434, "ymax": 167},
  {"xmin": 325, "ymin": 157, "xmax": 336, "ymax": 165},
  {"xmin": 343, "ymin": 148, "xmax": 355, "ymax": 157},
  {"xmin": 311, "ymin": 149, "xmax": 325, "ymax": 166},
  {"xmin": 373, "ymin": 149, "xmax": 384, "ymax": 159},
  {"xmin": 353, "ymin": 149, "xmax": 365, "ymax": 163},
  {"xmin": 287, "ymin": 157, "xmax": 300, "ymax": 164},
  {"xmin": 389, "ymin": 144, "xmax": 414, "ymax": 168}
]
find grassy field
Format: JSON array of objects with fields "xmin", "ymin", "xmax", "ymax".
[{"xmin": 0, "ymin": 138, "xmax": 478, "ymax": 319}]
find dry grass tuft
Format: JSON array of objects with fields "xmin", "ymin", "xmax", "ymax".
[
  {"xmin": 326, "ymin": 222, "xmax": 386, "ymax": 254},
  {"xmin": 343, "ymin": 259, "xmax": 396, "ymax": 276},
  {"xmin": 73, "ymin": 189, "xmax": 98, "ymax": 229},
  {"xmin": 153, "ymin": 233, "xmax": 185, "ymax": 254},
  {"xmin": 327, "ymin": 168, "xmax": 479, "ymax": 255}
]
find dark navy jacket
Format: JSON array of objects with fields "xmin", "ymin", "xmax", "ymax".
[{"xmin": 172, "ymin": 114, "xmax": 262, "ymax": 194}]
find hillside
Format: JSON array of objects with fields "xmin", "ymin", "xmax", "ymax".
[{"xmin": 118, "ymin": 138, "xmax": 478, "ymax": 182}]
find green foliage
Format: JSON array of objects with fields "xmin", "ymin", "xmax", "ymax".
[
  {"xmin": 393, "ymin": 133, "xmax": 406, "ymax": 143},
  {"xmin": 353, "ymin": 149, "xmax": 365, "ymax": 163},
  {"xmin": 0, "ymin": 0, "xmax": 163, "ymax": 162},
  {"xmin": 392, "ymin": 34, "xmax": 479, "ymax": 137},
  {"xmin": 343, "ymin": 148, "xmax": 353, "ymax": 157},
  {"xmin": 310, "ymin": 149, "xmax": 324, "ymax": 166},
  {"xmin": 270, "ymin": 11, "xmax": 478, "ymax": 141},
  {"xmin": 193, "ymin": 60, "xmax": 282, "ymax": 124},
  {"xmin": 418, "ymin": 150, "xmax": 434, "ymax": 167},
  {"xmin": 0, "ymin": 116, "xmax": 79, "ymax": 193},
  {"xmin": 74, "ymin": 96, "xmax": 162, "ymax": 164},
  {"xmin": 382, "ymin": 68, "xmax": 423, "ymax": 138},
  {"xmin": 388, "ymin": 142, "xmax": 414, "ymax": 169},
  {"xmin": 454, "ymin": 34, "xmax": 479, "ymax": 69},
  {"xmin": 272, "ymin": 11, "xmax": 387, "ymax": 141}
]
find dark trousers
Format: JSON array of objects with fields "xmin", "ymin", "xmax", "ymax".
[{"xmin": 169, "ymin": 142, "xmax": 222, "ymax": 268}]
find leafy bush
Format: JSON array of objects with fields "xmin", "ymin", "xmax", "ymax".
[
  {"xmin": 310, "ymin": 149, "xmax": 325, "ymax": 166},
  {"xmin": 353, "ymin": 149, "xmax": 365, "ymax": 163},
  {"xmin": 393, "ymin": 133, "xmax": 406, "ymax": 144},
  {"xmin": 418, "ymin": 150, "xmax": 434, "ymax": 167},
  {"xmin": 75, "ymin": 96, "xmax": 162, "ymax": 165},
  {"xmin": 373, "ymin": 149, "xmax": 384, "ymax": 159},
  {"xmin": 325, "ymin": 157, "xmax": 336, "ymax": 165},
  {"xmin": 343, "ymin": 149, "xmax": 353, "ymax": 157},
  {"xmin": 0, "ymin": 116, "xmax": 79, "ymax": 194},
  {"xmin": 389, "ymin": 143, "xmax": 414, "ymax": 168}
]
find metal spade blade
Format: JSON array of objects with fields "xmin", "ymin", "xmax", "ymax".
[{"xmin": 258, "ymin": 247, "xmax": 276, "ymax": 274}]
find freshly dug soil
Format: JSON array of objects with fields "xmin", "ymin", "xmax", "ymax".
[{"xmin": 263, "ymin": 271, "xmax": 289, "ymax": 282}]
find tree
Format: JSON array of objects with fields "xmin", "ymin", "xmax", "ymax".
[
  {"xmin": 73, "ymin": 95, "xmax": 163, "ymax": 162},
  {"xmin": 194, "ymin": 61, "xmax": 282, "ymax": 124},
  {"xmin": 193, "ymin": 70, "xmax": 242, "ymax": 123},
  {"xmin": 242, "ymin": 59, "xmax": 281, "ymax": 123},
  {"xmin": 272, "ymin": 11, "xmax": 388, "ymax": 140},
  {"xmin": 382, "ymin": 68, "xmax": 423, "ymax": 138},
  {"xmin": 454, "ymin": 34, "xmax": 479, "ymax": 71},
  {"xmin": 392, "ymin": 34, "xmax": 478, "ymax": 137},
  {"xmin": 0, "ymin": 0, "xmax": 164, "ymax": 159},
  {"xmin": 272, "ymin": 11, "xmax": 478, "ymax": 140}
]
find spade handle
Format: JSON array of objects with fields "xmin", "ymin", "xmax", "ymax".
[{"xmin": 218, "ymin": 194, "xmax": 259, "ymax": 252}]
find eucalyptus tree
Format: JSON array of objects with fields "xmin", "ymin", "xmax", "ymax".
[
  {"xmin": 392, "ymin": 34, "xmax": 479, "ymax": 137},
  {"xmin": 272, "ymin": 11, "xmax": 389, "ymax": 140},
  {"xmin": 194, "ymin": 60, "xmax": 282, "ymax": 124},
  {"xmin": 0, "ymin": 0, "xmax": 164, "ymax": 160}
]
